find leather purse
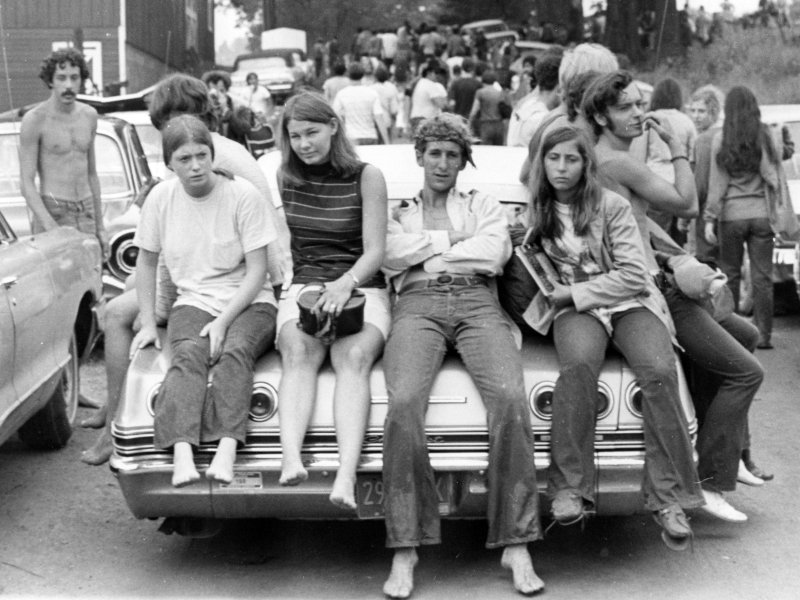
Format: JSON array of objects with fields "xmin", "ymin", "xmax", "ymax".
[{"xmin": 296, "ymin": 283, "xmax": 365, "ymax": 344}]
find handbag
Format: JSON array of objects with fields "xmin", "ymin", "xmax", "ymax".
[
  {"xmin": 772, "ymin": 161, "xmax": 800, "ymax": 241},
  {"xmin": 296, "ymin": 283, "xmax": 366, "ymax": 344}
]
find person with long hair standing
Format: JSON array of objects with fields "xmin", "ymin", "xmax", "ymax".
[
  {"xmin": 526, "ymin": 125, "xmax": 703, "ymax": 546},
  {"xmin": 275, "ymin": 92, "xmax": 389, "ymax": 510},
  {"xmin": 704, "ymin": 86, "xmax": 780, "ymax": 349},
  {"xmin": 130, "ymin": 115, "xmax": 279, "ymax": 487}
]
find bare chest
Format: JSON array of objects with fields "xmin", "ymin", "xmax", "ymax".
[{"xmin": 40, "ymin": 115, "xmax": 92, "ymax": 155}]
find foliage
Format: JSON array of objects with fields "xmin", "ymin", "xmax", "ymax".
[{"xmin": 634, "ymin": 25, "xmax": 800, "ymax": 104}]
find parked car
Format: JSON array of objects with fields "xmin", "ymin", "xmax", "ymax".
[
  {"xmin": 509, "ymin": 40, "xmax": 558, "ymax": 74},
  {"xmin": 110, "ymin": 144, "xmax": 697, "ymax": 533},
  {"xmin": 0, "ymin": 206, "xmax": 104, "ymax": 450},
  {"xmin": 231, "ymin": 49, "xmax": 312, "ymax": 105},
  {"xmin": 0, "ymin": 110, "xmax": 154, "ymax": 295},
  {"xmin": 460, "ymin": 19, "xmax": 510, "ymax": 36}
]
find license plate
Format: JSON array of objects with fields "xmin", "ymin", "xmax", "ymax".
[
  {"xmin": 219, "ymin": 472, "xmax": 263, "ymax": 490},
  {"xmin": 355, "ymin": 473, "xmax": 454, "ymax": 519}
]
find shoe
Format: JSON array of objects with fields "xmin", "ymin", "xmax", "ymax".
[
  {"xmin": 700, "ymin": 490, "xmax": 747, "ymax": 523},
  {"xmin": 551, "ymin": 490, "xmax": 583, "ymax": 524},
  {"xmin": 652, "ymin": 505, "xmax": 692, "ymax": 539},
  {"xmin": 744, "ymin": 459, "xmax": 774, "ymax": 481},
  {"xmin": 756, "ymin": 340, "xmax": 773, "ymax": 349},
  {"xmin": 737, "ymin": 459, "xmax": 764, "ymax": 486}
]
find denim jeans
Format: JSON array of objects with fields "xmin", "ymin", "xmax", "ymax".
[
  {"xmin": 719, "ymin": 217, "xmax": 775, "ymax": 343},
  {"xmin": 548, "ymin": 307, "xmax": 704, "ymax": 512},
  {"xmin": 154, "ymin": 303, "xmax": 277, "ymax": 449},
  {"xmin": 662, "ymin": 286, "xmax": 764, "ymax": 493},
  {"xmin": 382, "ymin": 285, "xmax": 541, "ymax": 549}
]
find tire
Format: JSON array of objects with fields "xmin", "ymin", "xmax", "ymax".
[{"xmin": 18, "ymin": 334, "xmax": 80, "ymax": 450}]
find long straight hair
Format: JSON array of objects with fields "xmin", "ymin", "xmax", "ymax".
[
  {"xmin": 528, "ymin": 126, "xmax": 602, "ymax": 242},
  {"xmin": 278, "ymin": 91, "xmax": 362, "ymax": 187},
  {"xmin": 717, "ymin": 86, "xmax": 777, "ymax": 174}
]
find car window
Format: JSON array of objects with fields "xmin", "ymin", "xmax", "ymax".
[
  {"xmin": 95, "ymin": 134, "xmax": 130, "ymax": 194},
  {"xmin": 0, "ymin": 134, "xmax": 21, "ymax": 198},
  {"xmin": 133, "ymin": 123, "xmax": 164, "ymax": 172},
  {"xmin": 782, "ymin": 121, "xmax": 800, "ymax": 179},
  {"xmin": 237, "ymin": 57, "xmax": 288, "ymax": 70},
  {"xmin": 0, "ymin": 209, "xmax": 14, "ymax": 241}
]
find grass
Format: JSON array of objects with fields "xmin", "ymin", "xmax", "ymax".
[{"xmin": 634, "ymin": 25, "xmax": 800, "ymax": 104}]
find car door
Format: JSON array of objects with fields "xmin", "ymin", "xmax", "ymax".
[
  {"xmin": 0, "ymin": 215, "xmax": 58, "ymax": 404},
  {"xmin": 0, "ymin": 228, "xmax": 16, "ymax": 414}
]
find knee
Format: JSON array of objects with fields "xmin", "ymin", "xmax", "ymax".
[
  {"xmin": 280, "ymin": 338, "xmax": 326, "ymax": 371},
  {"xmin": 332, "ymin": 343, "xmax": 375, "ymax": 375},
  {"xmin": 171, "ymin": 339, "xmax": 207, "ymax": 367},
  {"xmin": 105, "ymin": 294, "xmax": 137, "ymax": 332}
]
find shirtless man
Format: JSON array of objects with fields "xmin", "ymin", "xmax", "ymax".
[
  {"xmin": 582, "ymin": 70, "xmax": 764, "ymax": 530},
  {"xmin": 19, "ymin": 48, "xmax": 107, "ymax": 254}
]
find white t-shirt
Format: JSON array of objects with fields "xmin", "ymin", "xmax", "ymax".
[
  {"xmin": 135, "ymin": 175, "xmax": 278, "ymax": 317},
  {"xmin": 245, "ymin": 85, "xmax": 271, "ymax": 118},
  {"xmin": 506, "ymin": 92, "xmax": 548, "ymax": 148},
  {"xmin": 332, "ymin": 84, "xmax": 385, "ymax": 141},
  {"xmin": 410, "ymin": 77, "xmax": 447, "ymax": 120}
]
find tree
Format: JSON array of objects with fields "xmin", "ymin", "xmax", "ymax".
[{"xmin": 604, "ymin": 0, "xmax": 679, "ymax": 66}]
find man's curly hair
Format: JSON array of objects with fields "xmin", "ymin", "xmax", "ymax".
[
  {"xmin": 413, "ymin": 113, "xmax": 475, "ymax": 167},
  {"xmin": 39, "ymin": 48, "xmax": 90, "ymax": 87}
]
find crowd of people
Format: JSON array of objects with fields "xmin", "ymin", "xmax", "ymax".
[{"xmin": 22, "ymin": 39, "xmax": 792, "ymax": 599}]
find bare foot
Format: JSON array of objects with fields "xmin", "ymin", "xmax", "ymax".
[
  {"xmin": 383, "ymin": 547, "xmax": 418, "ymax": 599},
  {"xmin": 80, "ymin": 405, "xmax": 107, "ymax": 429},
  {"xmin": 329, "ymin": 473, "xmax": 356, "ymax": 510},
  {"xmin": 501, "ymin": 544, "xmax": 544, "ymax": 596},
  {"xmin": 80, "ymin": 429, "xmax": 113, "ymax": 465},
  {"xmin": 172, "ymin": 442, "xmax": 201, "ymax": 488},
  {"xmin": 279, "ymin": 457, "xmax": 308, "ymax": 486},
  {"xmin": 206, "ymin": 438, "xmax": 237, "ymax": 483},
  {"xmin": 78, "ymin": 393, "xmax": 103, "ymax": 409}
]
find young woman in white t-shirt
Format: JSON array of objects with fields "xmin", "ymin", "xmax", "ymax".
[{"xmin": 130, "ymin": 115, "xmax": 279, "ymax": 487}]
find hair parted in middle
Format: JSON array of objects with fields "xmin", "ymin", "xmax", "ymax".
[{"xmin": 528, "ymin": 125, "xmax": 602, "ymax": 242}]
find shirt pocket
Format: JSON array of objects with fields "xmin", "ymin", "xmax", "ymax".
[{"xmin": 210, "ymin": 238, "xmax": 244, "ymax": 271}]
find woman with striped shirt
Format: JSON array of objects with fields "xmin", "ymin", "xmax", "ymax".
[{"xmin": 275, "ymin": 92, "xmax": 390, "ymax": 510}]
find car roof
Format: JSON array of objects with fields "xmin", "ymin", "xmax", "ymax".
[
  {"xmin": 234, "ymin": 49, "xmax": 306, "ymax": 67},
  {"xmin": 76, "ymin": 84, "xmax": 157, "ymax": 114},
  {"xmin": 759, "ymin": 104, "xmax": 800, "ymax": 125},
  {"xmin": 0, "ymin": 111, "xmax": 126, "ymax": 135},
  {"xmin": 461, "ymin": 19, "xmax": 508, "ymax": 31}
]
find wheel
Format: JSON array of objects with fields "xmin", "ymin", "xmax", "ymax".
[{"xmin": 18, "ymin": 334, "xmax": 80, "ymax": 450}]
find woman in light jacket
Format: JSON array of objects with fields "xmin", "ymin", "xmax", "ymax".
[{"xmin": 526, "ymin": 126, "xmax": 703, "ymax": 545}]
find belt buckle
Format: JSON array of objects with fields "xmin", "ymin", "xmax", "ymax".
[{"xmin": 436, "ymin": 274, "xmax": 454, "ymax": 285}]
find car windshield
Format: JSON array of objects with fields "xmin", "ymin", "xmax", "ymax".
[
  {"xmin": 0, "ymin": 134, "xmax": 21, "ymax": 198},
  {"xmin": 133, "ymin": 122, "xmax": 165, "ymax": 176},
  {"xmin": 237, "ymin": 57, "xmax": 289, "ymax": 71},
  {"xmin": 95, "ymin": 134, "xmax": 130, "ymax": 194},
  {"xmin": 1, "ymin": 132, "xmax": 130, "ymax": 197}
]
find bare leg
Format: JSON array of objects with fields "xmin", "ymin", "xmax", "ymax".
[
  {"xmin": 277, "ymin": 323, "xmax": 327, "ymax": 486},
  {"xmin": 81, "ymin": 290, "xmax": 139, "ymax": 466},
  {"xmin": 206, "ymin": 437, "xmax": 238, "ymax": 483},
  {"xmin": 383, "ymin": 547, "xmax": 418, "ymax": 599},
  {"xmin": 172, "ymin": 441, "xmax": 200, "ymax": 487},
  {"xmin": 329, "ymin": 325, "xmax": 384, "ymax": 509},
  {"xmin": 501, "ymin": 544, "xmax": 544, "ymax": 596},
  {"xmin": 80, "ymin": 404, "xmax": 107, "ymax": 429}
]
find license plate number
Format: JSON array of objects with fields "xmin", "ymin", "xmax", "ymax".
[
  {"xmin": 219, "ymin": 472, "xmax": 263, "ymax": 490},
  {"xmin": 355, "ymin": 474, "xmax": 453, "ymax": 519}
]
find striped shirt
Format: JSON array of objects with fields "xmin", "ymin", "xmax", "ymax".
[{"xmin": 282, "ymin": 161, "xmax": 385, "ymax": 287}]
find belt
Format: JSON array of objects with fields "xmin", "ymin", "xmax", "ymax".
[
  {"xmin": 399, "ymin": 274, "xmax": 488, "ymax": 293},
  {"xmin": 47, "ymin": 195, "xmax": 91, "ymax": 213}
]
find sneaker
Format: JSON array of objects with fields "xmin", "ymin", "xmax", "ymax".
[
  {"xmin": 744, "ymin": 459, "xmax": 774, "ymax": 481},
  {"xmin": 551, "ymin": 490, "xmax": 583, "ymax": 524},
  {"xmin": 700, "ymin": 490, "xmax": 747, "ymax": 523},
  {"xmin": 653, "ymin": 505, "xmax": 692, "ymax": 539},
  {"xmin": 737, "ymin": 459, "xmax": 764, "ymax": 487}
]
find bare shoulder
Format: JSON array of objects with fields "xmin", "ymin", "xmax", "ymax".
[
  {"xmin": 361, "ymin": 163, "xmax": 386, "ymax": 183},
  {"xmin": 598, "ymin": 150, "xmax": 648, "ymax": 183},
  {"xmin": 20, "ymin": 103, "xmax": 48, "ymax": 131}
]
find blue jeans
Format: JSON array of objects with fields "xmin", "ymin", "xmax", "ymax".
[
  {"xmin": 662, "ymin": 286, "xmax": 764, "ymax": 493},
  {"xmin": 382, "ymin": 285, "xmax": 541, "ymax": 549},
  {"xmin": 548, "ymin": 307, "xmax": 704, "ymax": 511},
  {"xmin": 719, "ymin": 217, "xmax": 774, "ymax": 343},
  {"xmin": 154, "ymin": 303, "xmax": 277, "ymax": 449}
]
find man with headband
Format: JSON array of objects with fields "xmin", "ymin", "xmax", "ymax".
[{"xmin": 380, "ymin": 113, "xmax": 544, "ymax": 598}]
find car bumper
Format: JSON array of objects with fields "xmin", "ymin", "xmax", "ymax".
[{"xmin": 109, "ymin": 450, "xmax": 647, "ymax": 520}]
